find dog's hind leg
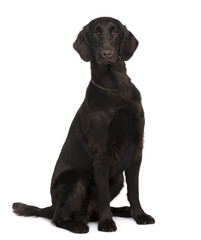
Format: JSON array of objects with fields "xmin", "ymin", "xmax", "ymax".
[
  {"xmin": 111, "ymin": 206, "xmax": 131, "ymax": 217},
  {"xmin": 51, "ymin": 170, "xmax": 90, "ymax": 233}
]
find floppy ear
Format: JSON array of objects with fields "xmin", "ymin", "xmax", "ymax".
[
  {"xmin": 120, "ymin": 25, "xmax": 139, "ymax": 61},
  {"xmin": 73, "ymin": 26, "xmax": 91, "ymax": 62}
]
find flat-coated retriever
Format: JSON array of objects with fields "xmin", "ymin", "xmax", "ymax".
[{"xmin": 13, "ymin": 17, "xmax": 155, "ymax": 233}]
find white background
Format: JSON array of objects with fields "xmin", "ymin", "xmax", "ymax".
[{"xmin": 0, "ymin": 0, "xmax": 201, "ymax": 239}]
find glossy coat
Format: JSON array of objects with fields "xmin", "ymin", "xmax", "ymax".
[{"xmin": 13, "ymin": 17, "xmax": 155, "ymax": 233}]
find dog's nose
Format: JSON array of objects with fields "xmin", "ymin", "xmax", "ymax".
[{"xmin": 101, "ymin": 50, "xmax": 113, "ymax": 59}]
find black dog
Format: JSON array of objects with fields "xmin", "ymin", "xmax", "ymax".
[{"xmin": 13, "ymin": 17, "xmax": 155, "ymax": 233}]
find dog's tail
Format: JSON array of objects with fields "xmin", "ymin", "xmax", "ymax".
[{"xmin": 12, "ymin": 202, "xmax": 53, "ymax": 219}]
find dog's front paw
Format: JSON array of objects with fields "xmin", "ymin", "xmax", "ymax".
[
  {"xmin": 134, "ymin": 213, "xmax": 155, "ymax": 225},
  {"xmin": 98, "ymin": 219, "xmax": 117, "ymax": 232}
]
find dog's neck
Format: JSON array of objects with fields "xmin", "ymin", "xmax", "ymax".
[{"xmin": 90, "ymin": 57, "xmax": 131, "ymax": 91}]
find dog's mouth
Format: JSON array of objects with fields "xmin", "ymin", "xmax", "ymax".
[
  {"xmin": 97, "ymin": 56, "xmax": 118, "ymax": 65},
  {"xmin": 98, "ymin": 59, "xmax": 115, "ymax": 64}
]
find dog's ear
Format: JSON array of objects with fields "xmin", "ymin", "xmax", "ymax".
[
  {"xmin": 120, "ymin": 25, "xmax": 139, "ymax": 61},
  {"xmin": 73, "ymin": 26, "xmax": 91, "ymax": 62}
]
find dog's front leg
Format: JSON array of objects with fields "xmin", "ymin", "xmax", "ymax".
[
  {"xmin": 93, "ymin": 157, "xmax": 117, "ymax": 232},
  {"xmin": 125, "ymin": 158, "xmax": 155, "ymax": 224}
]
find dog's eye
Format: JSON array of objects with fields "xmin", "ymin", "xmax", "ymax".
[
  {"xmin": 93, "ymin": 31, "xmax": 100, "ymax": 37},
  {"xmin": 112, "ymin": 30, "xmax": 118, "ymax": 37}
]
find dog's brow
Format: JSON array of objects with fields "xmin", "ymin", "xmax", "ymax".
[{"xmin": 94, "ymin": 21, "xmax": 116, "ymax": 30}]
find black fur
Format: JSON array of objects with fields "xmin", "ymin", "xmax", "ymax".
[{"xmin": 13, "ymin": 17, "xmax": 155, "ymax": 233}]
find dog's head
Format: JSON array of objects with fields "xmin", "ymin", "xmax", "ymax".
[{"xmin": 73, "ymin": 17, "xmax": 138, "ymax": 64}]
